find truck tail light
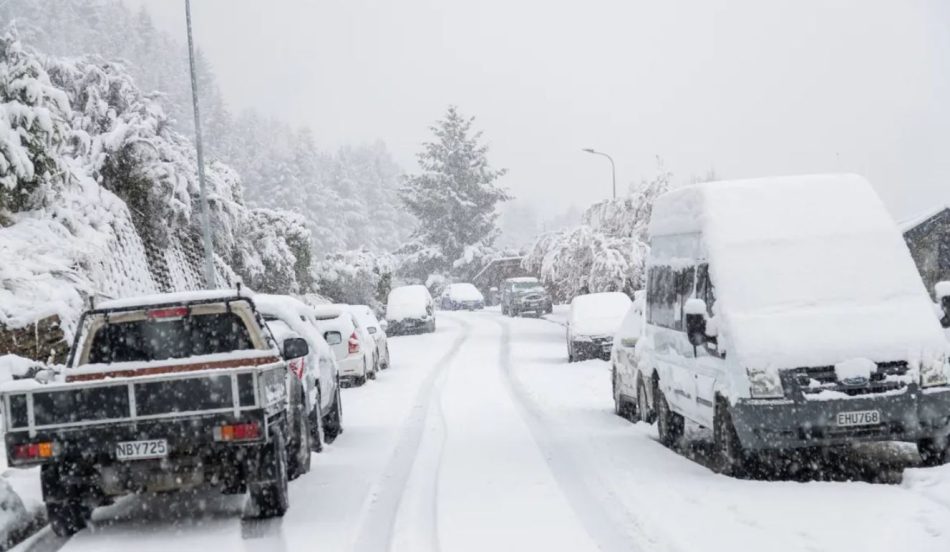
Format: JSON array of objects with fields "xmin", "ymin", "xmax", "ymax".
[
  {"xmin": 13, "ymin": 441, "xmax": 56, "ymax": 462},
  {"xmin": 348, "ymin": 332, "xmax": 360, "ymax": 354},
  {"xmin": 147, "ymin": 306, "xmax": 190, "ymax": 319},
  {"xmin": 214, "ymin": 422, "xmax": 261, "ymax": 442}
]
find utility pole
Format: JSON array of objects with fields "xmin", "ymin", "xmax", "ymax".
[
  {"xmin": 185, "ymin": 0, "xmax": 217, "ymax": 288},
  {"xmin": 582, "ymin": 148, "xmax": 617, "ymax": 199}
]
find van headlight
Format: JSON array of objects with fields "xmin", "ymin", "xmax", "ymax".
[
  {"xmin": 921, "ymin": 356, "xmax": 949, "ymax": 388},
  {"xmin": 747, "ymin": 367, "xmax": 784, "ymax": 398}
]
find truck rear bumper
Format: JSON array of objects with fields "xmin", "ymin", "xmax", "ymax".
[{"xmin": 730, "ymin": 386, "xmax": 950, "ymax": 451}]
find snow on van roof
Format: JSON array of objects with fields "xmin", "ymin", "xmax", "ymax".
[
  {"xmin": 649, "ymin": 174, "xmax": 947, "ymax": 370},
  {"xmin": 97, "ymin": 289, "xmax": 253, "ymax": 310}
]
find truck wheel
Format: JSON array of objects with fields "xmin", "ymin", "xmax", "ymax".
[
  {"xmin": 714, "ymin": 397, "xmax": 748, "ymax": 477},
  {"xmin": 288, "ymin": 392, "xmax": 312, "ymax": 480},
  {"xmin": 323, "ymin": 385, "xmax": 344, "ymax": 444},
  {"xmin": 250, "ymin": 427, "xmax": 289, "ymax": 518},
  {"xmin": 917, "ymin": 438, "xmax": 949, "ymax": 467},
  {"xmin": 637, "ymin": 376, "xmax": 655, "ymax": 424},
  {"xmin": 47, "ymin": 501, "xmax": 90, "ymax": 537},
  {"xmin": 655, "ymin": 382, "xmax": 684, "ymax": 449}
]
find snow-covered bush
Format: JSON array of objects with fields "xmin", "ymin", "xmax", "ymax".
[
  {"xmin": 312, "ymin": 248, "xmax": 394, "ymax": 312},
  {"xmin": 523, "ymin": 168, "xmax": 670, "ymax": 302}
]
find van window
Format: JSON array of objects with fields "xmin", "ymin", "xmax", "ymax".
[
  {"xmin": 695, "ymin": 264, "xmax": 716, "ymax": 316},
  {"xmin": 647, "ymin": 264, "xmax": 696, "ymax": 331}
]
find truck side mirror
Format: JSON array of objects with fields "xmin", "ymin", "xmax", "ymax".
[
  {"xmin": 324, "ymin": 331, "xmax": 343, "ymax": 346},
  {"xmin": 283, "ymin": 337, "xmax": 310, "ymax": 360},
  {"xmin": 684, "ymin": 298, "xmax": 708, "ymax": 347}
]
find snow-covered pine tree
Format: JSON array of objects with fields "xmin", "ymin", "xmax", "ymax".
[{"xmin": 400, "ymin": 106, "xmax": 510, "ymax": 273}]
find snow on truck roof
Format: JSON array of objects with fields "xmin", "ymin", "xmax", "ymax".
[
  {"xmin": 96, "ymin": 289, "xmax": 253, "ymax": 310},
  {"xmin": 649, "ymin": 174, "xmax": 946, "ymax": 370}
]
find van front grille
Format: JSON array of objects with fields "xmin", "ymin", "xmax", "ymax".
[{"xmin": 786, "ymin": 361, "xmax": 910, "ymax": 397}]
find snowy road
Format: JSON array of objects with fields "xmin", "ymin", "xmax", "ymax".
[{"xmin": 14, "ymin": 310, "xmax": 950, "ymax": 552}]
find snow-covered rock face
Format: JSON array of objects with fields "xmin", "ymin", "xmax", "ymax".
[{"xmin": 650, "ymin": 174, "xmax": 948, "ymax": 372}]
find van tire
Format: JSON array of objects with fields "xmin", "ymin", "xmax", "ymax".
[
  {"xmin": 655, "ymin": 382, "xmax": 683, "ymax": 448},
  {"xmin": 637, "ymin": 376, "xmax": 655, "ymax": 424},
  {"xmin": 917, "ymin": 438, "xmax": 949, "ymax": 467},
  {"xmin": 714, "ymin": 397, "xmax": 748, "ymax": 477}
]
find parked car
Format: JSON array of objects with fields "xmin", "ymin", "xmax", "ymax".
[
  {"xmin": 348, "ymin": 304, "xmax": 391, "ymax": 369},
  {"xmin": 632, "ymin": 174, "xmax": 950, "ymax": 475},
  {"xmin": 386, "ymin": 285, "xmax": 436, "ymax": 335},
  {"xmin": 311, "ymin": 305, "xmax": 375, "ymax": 385},
  {"xmin": 0, "ymin": 290, "xmax": 309, "ymax": 535},
  {"xmin": 349, "ymin": 306, "xmax": 380, "ymax": 372},
  {"xmin": 501, "ymin": 277, "xmax": 553, "ymax": 317},
  {"xmin": 611, "ymin": 291, "xmax": 646, "ymax": 420},
  {"xmin": 567, "ymin": 292, "xmax": 631, "ymax": 362},
  {"xmin": 255, "ymin": 294, "xmax": 344, "ymax": 447},
  {"xmin": 440, "ymin": 283, "xmax": 485, "ymax": 311}
]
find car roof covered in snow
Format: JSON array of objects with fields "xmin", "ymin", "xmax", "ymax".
[
  {"xmin": 97, "ymin": 289, "xmax": 253, "ymax": 311},
  {"xmin": 311, "ymin": 304, "xmax": 347, "ymax": 320},
  {"xmin": 648, "ymin": 174, "xmax": 947, "ymax": 369}
]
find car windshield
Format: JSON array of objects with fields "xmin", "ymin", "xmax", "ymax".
[
  {"xmin": 85, "ymin": 312, "xmax": 254, "ymax": 365},
  {"xmin": 513, "ymin": 282, "xmax": 542, "ymax": 291}
]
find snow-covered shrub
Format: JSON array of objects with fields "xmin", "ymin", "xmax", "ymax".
[
  {"xmin": 523, "ymin": 169, "xmax": 670, "ymax": 303},
  {"xmin": 313, "ymin": 248, "xmax": 394, "ymax": 312}
]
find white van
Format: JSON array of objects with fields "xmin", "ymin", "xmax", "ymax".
[{"xmin": 630, "ymin": 174, "xmax": 950, "ymax": 474}]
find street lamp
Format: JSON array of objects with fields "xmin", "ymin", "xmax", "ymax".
[
  {"xmin": 185, "ymin": 0, "xmax": 217, "ymax": 288},
  {"xmin": 582, "ymin": 148, "xmax": 616, "ymax": 199}
]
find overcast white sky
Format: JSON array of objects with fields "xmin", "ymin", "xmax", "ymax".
[{"xmin": 125, "ymin": 0, "xmax": 950, "ymax": 221}]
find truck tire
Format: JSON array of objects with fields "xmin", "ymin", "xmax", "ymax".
[
  {"xmin": 288, "ymin": 391, "xmax": 312, "ymax": 480},
  {"xmin": 323, "ymin": 385, "xmax": 344, "ymax": 444},
  {"xmin": 48, "ymin": 501, "xmax": 90, "ymax": 537},
  {"xmin": 249, "ymin": 427, "xmax": 289, "ymax": 518},
  {"xmin": 655, "ymin": 381, "xmax": 684, "ymax": 449},
  {"xmin": 714, "ymin": 397, "xmax": 748, "ymax": 477}
]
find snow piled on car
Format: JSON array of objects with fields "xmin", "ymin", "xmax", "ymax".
[
  {"xmin": 569, "ymin": 292, "xmax": 631, "ymax": 337},
  {"xmin": 387, "ymin": 285, "xmax": 431, "ymax": 321},
  {"xmin": 649, "ymin": 174, "xmax": 947, "ymax": 372}
]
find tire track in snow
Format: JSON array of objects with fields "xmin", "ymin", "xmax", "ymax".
[
  {"xmin": 495, "ymin": 317, "xmax": 655, "ymax": 552},
  {"xmin": 350, "ymin": 317, "xmax": 470, "ymax": 552}
]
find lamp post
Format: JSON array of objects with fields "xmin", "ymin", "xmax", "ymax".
[
  {"xmin": 185, "ymin": 0, "xmax": 217, "ymax": 288},
  {"xmin": 582, "ymin": 148, "xmax": 616, "ymax": 199}
]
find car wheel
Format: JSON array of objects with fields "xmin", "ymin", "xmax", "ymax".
[
  {"xmin": 381, "ymin": 346, "xmax": 390, "ymax": 369},
  {"xmin": 367, "ymin": 357, "xmax": 377, "ymax": 380},
  {"xmin": 288, "ymin": 388, "xmax": 312, "ymax": 478},
  {"xmin": 567, "ymin": 341, "xmax": 575, "ymax": 363},
  {"xmin": 637, "ymin": 375, "xmax": 655, "ymax": 424},
  {"xmin": 918, "ymin": 437, "xmax": 949, "ymax": 467},
  {"xmin": 354, "ymin": 375, "xmax": 367, "ymax": 386},
  {"xmin": 249, "ymin": 427, "xmax": 289, "ymax": 518},
  {"xmin": 714, "ymin": 397, "xmax": 748, "ymax": 476},
  {"xmin": 612, "ymin": 367, "xmax": 628, "ymax": 419},
  {"xmin": 323, "ymin": 384, "xmax": 344, "ymax": 444},
  {"xmin": 655, "ymin": 381, "xmax": 684, "ymax": 449}
]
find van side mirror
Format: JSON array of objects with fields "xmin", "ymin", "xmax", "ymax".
[
  {"xmin": 324, "ymin": 331, "xmax": 343, "ymax": 346},
  {"xmin": 283, "ymin": 337, "xmax": 309, "ymax": 360},
  {"xmin": 684, "ymin": 298, "xmax": 708, "ymax": 347}
]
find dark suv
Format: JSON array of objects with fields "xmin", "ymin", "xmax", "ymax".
[{"xmin": 501, "ymin": 277, "xmax": 553, "ymax": 317}]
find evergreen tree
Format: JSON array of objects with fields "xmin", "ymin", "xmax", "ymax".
[{"xmin": 401, "ymin": 106, "xmax": 509, "ymax": 271}]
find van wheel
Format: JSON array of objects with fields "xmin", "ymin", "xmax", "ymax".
[
  {"xmin": 655, "ymin": 382, "xmax": 683, "ymax": 448},
  {"xmin": 323, "ymin": 385, "xmax": 344, "ymax": 444},
  {"xmin": 249, "ymin": 427, "xmax": 289, "ymax": 518},
  {"xmin": 918, "ymin": 438, "xmax": 949, "ymax": 467},
  {"xmin": 637, "ymin": 376, "xmax": 655, "ymax": 424},
  {"xmin": 714, "ymin": 397, "xmax": 748, "ymax": 476},
  {"xmin": 47, "ymin": 501, "xmax": 90, "ymax": 537}
]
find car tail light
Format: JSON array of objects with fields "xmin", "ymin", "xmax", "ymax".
[
  {"xmin": 13, "ymin": 441, "xmax": 56, "ymax": 462},
  {"xmin": 214, "ymin": 422, "xmax": 261, "ymax": 442},
  {"xmin": 348, "ymin": 332, "xmax": 360, "ymax": 354}
]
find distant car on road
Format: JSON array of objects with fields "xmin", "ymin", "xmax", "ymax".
[
  {"xmin": 501, "ymin": 277, "xmax": 552, "ymax": 317},
  {"xmin": 348, "ymin": 304, "xmax": 391, "ymax": 370},
  {"xmin": 312, "ymin": 305, "xmax": 376, "ymax": 385},
  {"xmin": 567, "ymin": 292, "xmax": 631, "ymax": 362},
  {"xmin": 440, "ymin": 283, "xmax": 485, "ymax": 311},
  {"xmin": 386, "ymin": 285, "xmax": 436, "ymax": 335}
]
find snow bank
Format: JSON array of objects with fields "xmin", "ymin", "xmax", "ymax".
[
  {"xmin": 569, "ymin": 292, "xmax": 631, "ymax": 337},
  {"xmin": 650, "ymin": 174, "xmax": 947, "ymax": 370}
]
